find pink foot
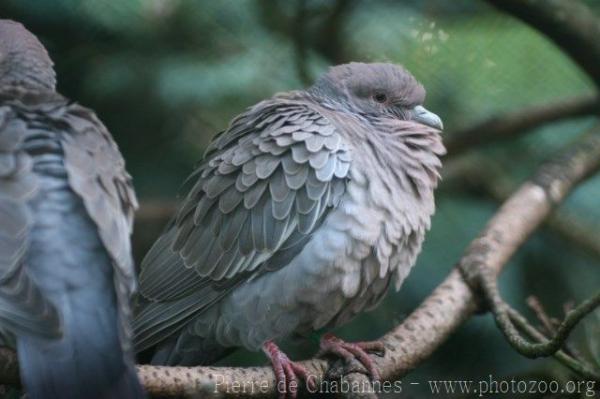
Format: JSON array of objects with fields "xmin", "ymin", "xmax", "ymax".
[
  {"xmin": 317, "ymin": 333, "xmax": 385, "ymax": 381},
  {"xmin": 263, "ymin": 340, "xmax": 316, "ymax": 399}
]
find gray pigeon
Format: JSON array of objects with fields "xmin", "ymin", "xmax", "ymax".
[
  {"xmin": 134, "ymin": 62, "xmax": 444, "ymax": 395},
  {"xmin": 0, "ymin": 20, "xmax": 144, "ymax": 398}
]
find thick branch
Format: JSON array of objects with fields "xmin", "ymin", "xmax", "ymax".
[
  {"xmin": 485, "ymin": 0, "xmax": 600, "ymax": 88},
  {"xmin": 445, "ymin": 94, "xmax": 599, "ymax": 157},
  {"xmin": 458, "ymin": 129, "xmax": 600, "ymax": 372}
]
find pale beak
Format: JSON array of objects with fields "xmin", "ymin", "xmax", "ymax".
[{"xmin": 411, "ymin": 105, "xmax": 443, "ymax": 130}]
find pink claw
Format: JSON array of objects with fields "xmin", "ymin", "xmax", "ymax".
[
  {"xmin": 263, "ymin": 341, "xmax": 316, "ymax": 399},
  {"xmin": 317, "ymin": 333, "xmax": 385, "ymax": 381}
]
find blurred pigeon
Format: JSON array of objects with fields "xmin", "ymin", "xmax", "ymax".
[
  {"xmin": 0, "ymin": 20, "xmax": 144, "ymax": 398},
  {"xmin": 134, "ymin": 62, "xmax": 444, "ymax": 396}
]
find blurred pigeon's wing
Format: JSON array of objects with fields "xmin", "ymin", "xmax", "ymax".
[
  {"xmin": 59, "ymin": 103, "xmax": 138, "ymax": 289},
  {"xmin": 0, "ymin": 105, "xmax": 60, "ymax": 337},
  {"xmin": 58, "ymin": 101, "xmax": 139, "ymax": 350},
  {"xmin": 135, "ymin": 99, "xmax": 351, "ymax": 350}
]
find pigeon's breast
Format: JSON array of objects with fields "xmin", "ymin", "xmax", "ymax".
[{"xmin": 211, "ymin": 164, "xmax": 427, "ymax": 350}]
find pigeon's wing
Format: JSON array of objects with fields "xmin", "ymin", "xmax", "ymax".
[
  {"xmin": 134, "ymin": 99, "xmax": 351, "ymax": 350},
  {"xmin": 0, "ymin": 104, "xmax": 60, "ymax": 337},
  {"xmin": 57, "ymin": 101, "xmax": 139, "ymax": 349},
  {"xmin": 59, "ymin": 102, "xmax": 138, "ymax": 290}
]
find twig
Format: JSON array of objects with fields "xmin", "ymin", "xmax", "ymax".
[
  {"xmin": 475, "ymin": 265, "xmax": 600, "ymax": 358},
  {"xmin": 506, "ymin": 307, "xmax": 600, "ymax": 381},
  {"xmin": 526, "ymin": 297, "xmax": 583, "ymax": 359},
  {"xmin": 526, "ymin": 296, "xmax": 557, "ymax": 336}
]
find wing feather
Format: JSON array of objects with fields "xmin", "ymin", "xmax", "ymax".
[
  {"xmin": 60, "ymin": 104, "xmax": 138, "ymax": 289},
  {"xmin": 134, "ymin": 99, "xmax": 352, "ymax": 350},
  {"xmin": 41, "ymin": 97, "xmax": 140, "ymax": 355}
]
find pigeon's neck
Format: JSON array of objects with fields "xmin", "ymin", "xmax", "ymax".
[
  {"xmin": 354, "ymin": 117, "xmax": 444, "ymax": 200},
  {"xmin": 388, "ymin": 128, "xmax": 442, "ymax": 196}
]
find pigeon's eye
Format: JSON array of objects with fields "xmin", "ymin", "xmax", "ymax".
[{"xmin": 373, "ymin": 93, "xmax": 387, "ymax": 103}]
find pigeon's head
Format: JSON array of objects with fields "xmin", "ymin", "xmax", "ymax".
[
  {"xmin": 0, "ymin": 20, "xmax": 56, "ymax": 91},
  {"xmin": 311, "ymin": 62, "xmax": 442, "ymax": 130}
]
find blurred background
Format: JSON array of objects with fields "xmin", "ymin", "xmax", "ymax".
[{"xmin": 2, "ymin": 0, "xmax": 599, "ymax": 396}]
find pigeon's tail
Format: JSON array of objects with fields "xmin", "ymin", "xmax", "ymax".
[
  {"xmin": 16, "ymin": 201, "xmax": 145, "ymax": 399},
  {"xmin": 16, "ymin": 291, "xmax": 145, "ymax": 399}
]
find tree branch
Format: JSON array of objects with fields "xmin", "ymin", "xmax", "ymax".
[
  {"xmin": 457, "ymin": 128, "xmax": 600, "ymax": 376},
  {"xmin": 485, "ymin": 0, "xmax": 600, "ymax": 89},
  {"xmin": 445, "ymin": 94, "xmax": 599, "ymax": 157},
  {"xmin": 526, "ymin": 296, "xmax": 560, "ymax": 337}
]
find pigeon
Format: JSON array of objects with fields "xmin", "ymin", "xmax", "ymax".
[
  {"xmin": 0, "ymin": 20, "xmax": 144, "ymax": 398},
  {"xmin": 134, "ymin": 62, "xmax": 444, "ymax": 396}
]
